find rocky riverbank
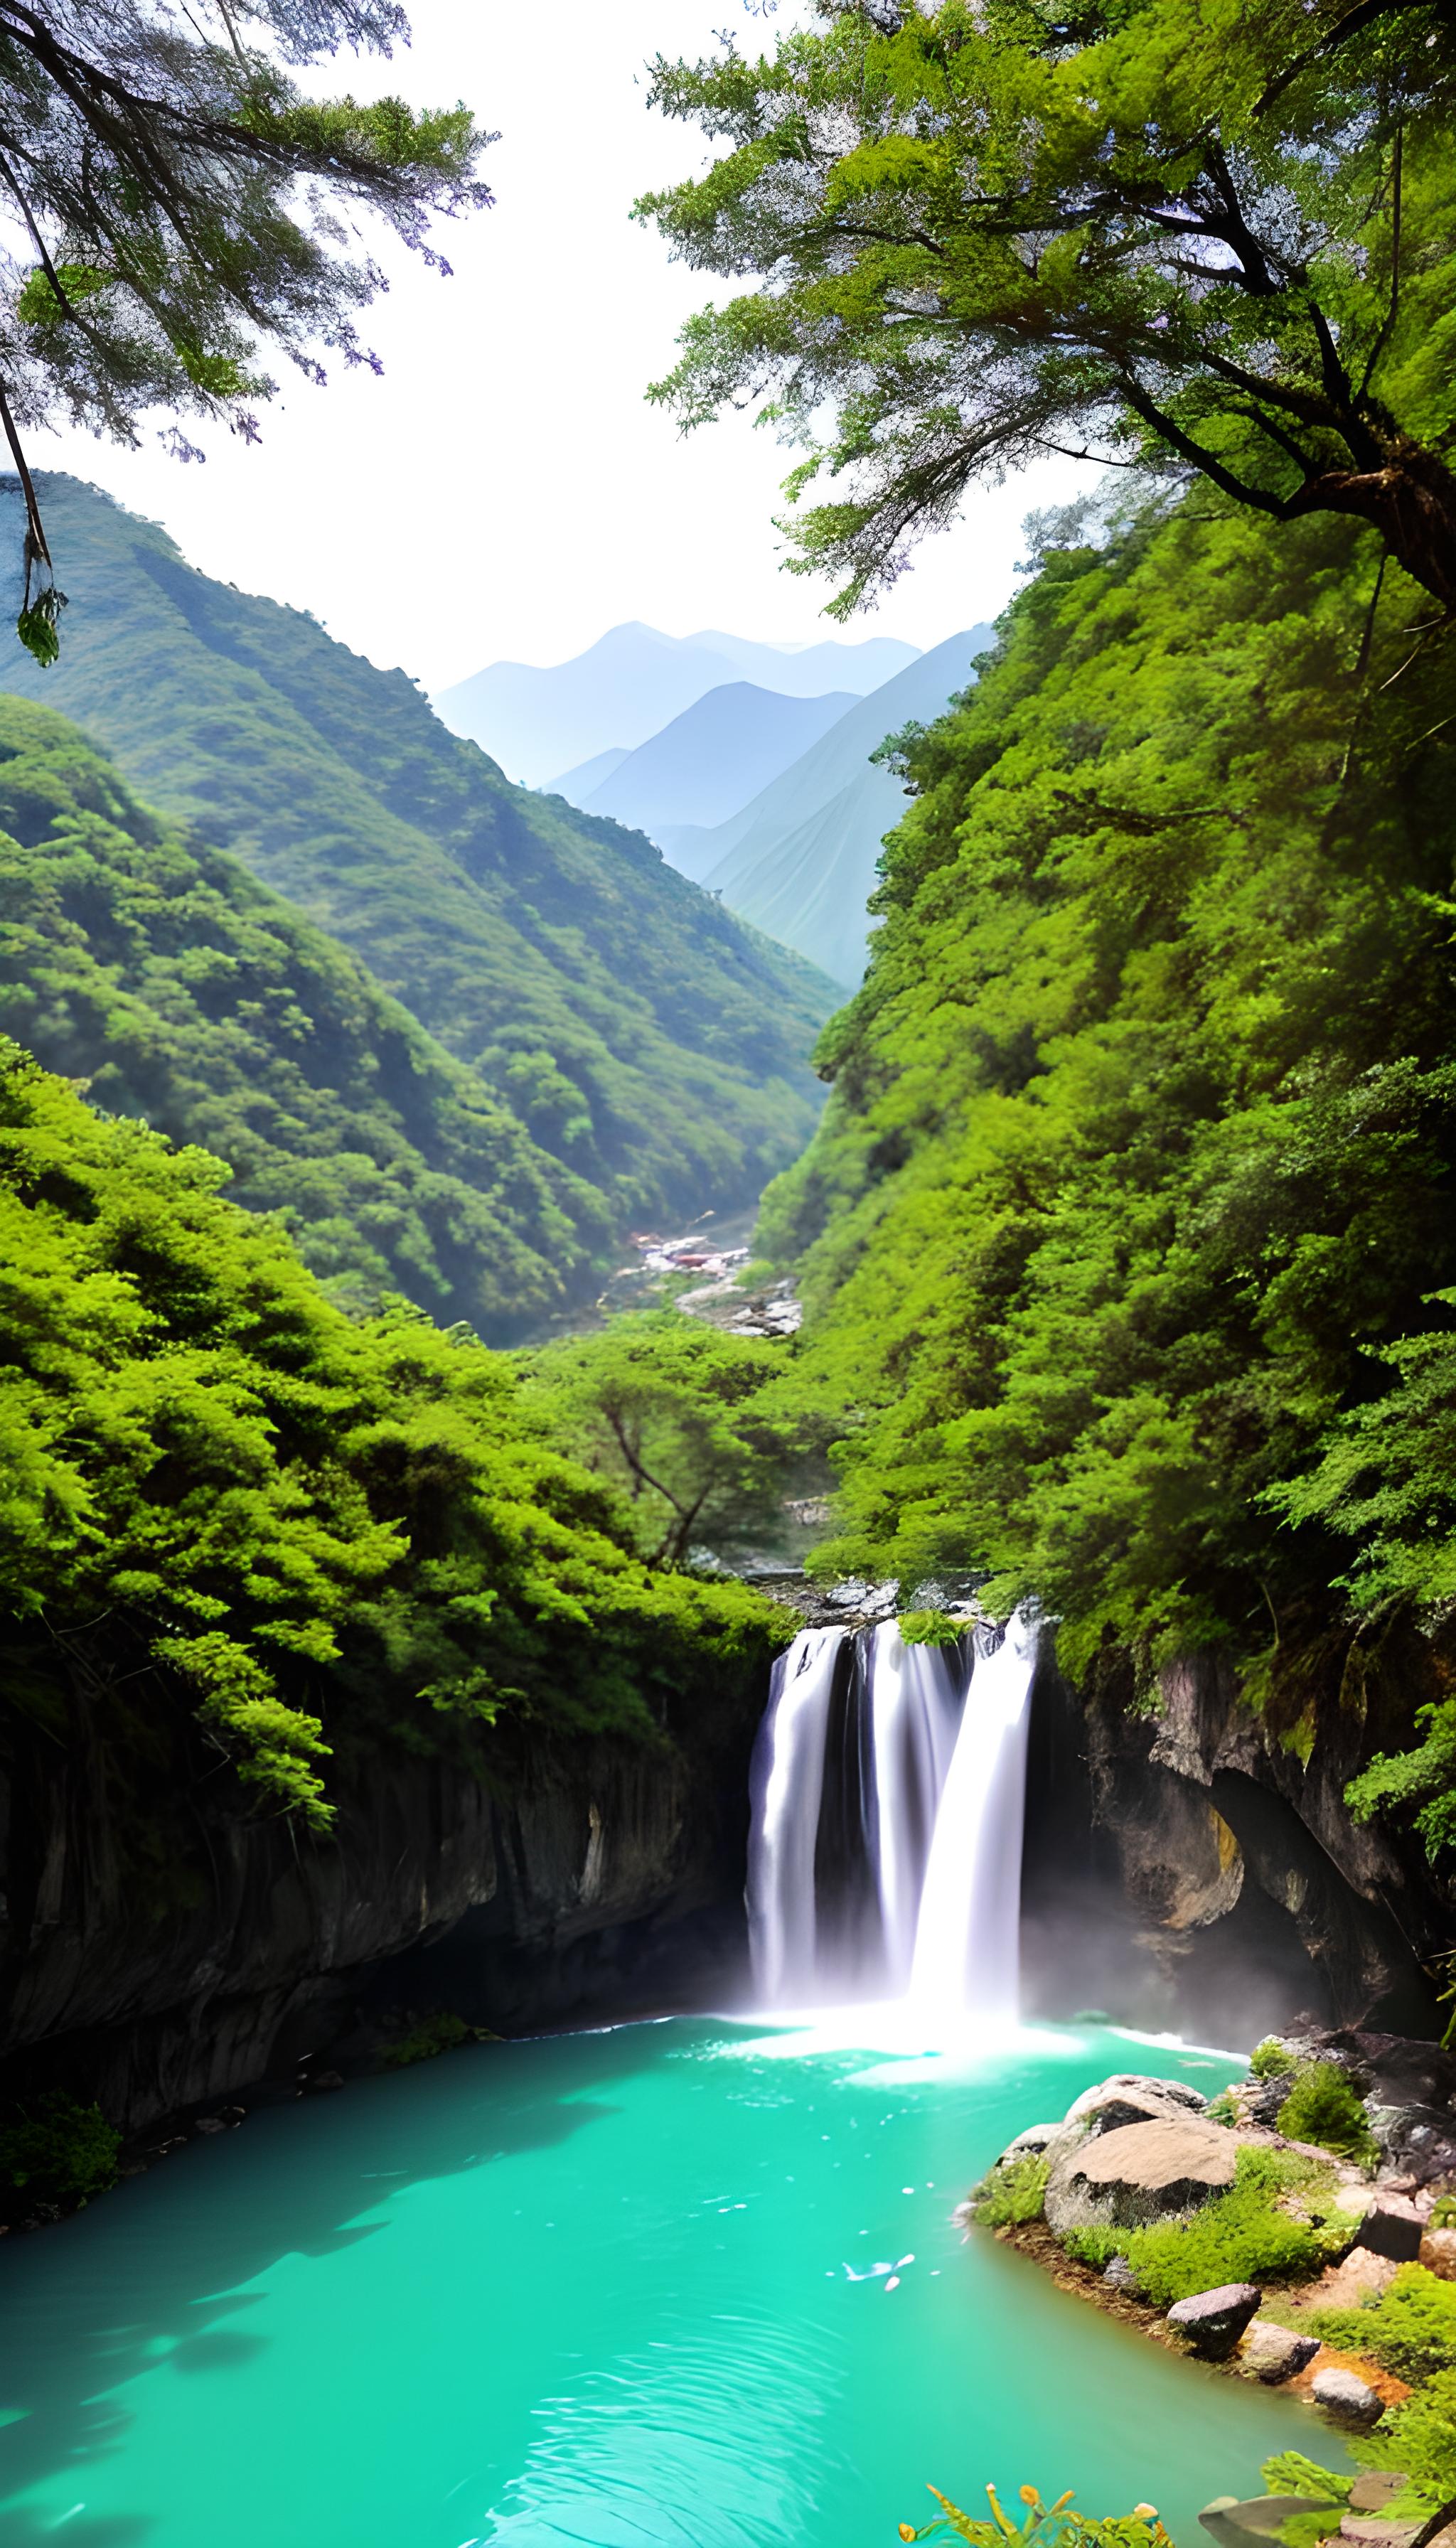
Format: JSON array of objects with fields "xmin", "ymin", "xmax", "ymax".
[{"xmin": 965, "ymin": 2030, "xmax": 1456, "ymax": 2544}]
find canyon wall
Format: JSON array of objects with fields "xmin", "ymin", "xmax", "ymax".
[
  {"xmin": 1021, "ymin": 1622, "xmax": 1451, "ymax": 2046},
  {"xmin": 0, "ymin": 1673, "xmax": 761, "ymax": 2133}
]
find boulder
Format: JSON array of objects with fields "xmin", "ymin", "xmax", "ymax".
[
  {"xmin": 1311, "ymin": 2366, "xmax": 1384, "ymax": 2428},
  {"xmin": 1354, "ymin": 2197, "xmax": 1425, "ymax": 2263},
  {"xmin": 1420, "ymin": 2227, "xmax": 1456, "ymax": 2280},
  {"xmin": 1045, "ymin": 2116, "xmax": 1238, "ymax": 2236},
  {"xmin": 1167, "ymin": 2281, "xmax": 1263, "ymax": 2360},
  {"xmin": 1064, "ymin": 2074, "xmax": 1210, "ymax": 2135},
  {"xmin": 1239, "ymin": 2319, "xmax": 1322, "ymax": 2384},
  {"xmin": 1201, "ymin": 2498, "xmax": 1342, "ymax": 2545},
  {"xmin": 1349, "ymin": 2480, "xmax": 1407, "ymax": 2512},
  {"xmin": 1000, "ymin": 2124, "xmax": 1063, "ymax": 2163},
  {"xmin": 1338, "ymin": 2522, "xmax": 1419, "ymax": 2548}
]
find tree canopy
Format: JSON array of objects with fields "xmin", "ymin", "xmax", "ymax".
[
  {"xmin": 1, "ymin": 1040, "xmax": 786, "ymax": 1827},
  {"xmin": 638, "ymin": 0, "xmax": 1456, "ymax": 615},
  {"xmin": 757, "ymin": 493, "xmax": 1456, "ymax": 1715},
  {"xmin": 0, "ymin": 0, "xmax": 491, "ymax": 658}
]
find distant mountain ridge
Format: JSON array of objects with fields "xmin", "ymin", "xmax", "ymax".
[
  {"xmin": 0, "ymin": 474, "xmax": 840, "ymax": 1282},
  {"xmin": 569, "ymin": 683, "xmax": 856, "ymax": 839},
  {"xmin": 674, "ymin": 628, "xmax": 997, "ymax": 985},
  {"xmin": 434, "ymin": 621, "xmax": 920, "ymax": 785}
]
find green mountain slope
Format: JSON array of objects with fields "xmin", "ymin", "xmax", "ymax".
[
  {"xmin": 681, "ymin": 628, "xmax": 995, "ymax": 985},
  {"xmin": 0, "ymin": 696, "xmax": 614, "ymax": 1337},
  {"xmin": 0, "ymin": 474, "xmax": 837, "ymax": 1235},
  {"xmin": 761, "ymin": 500, "xmax": 1456, "ymax": 1674}
]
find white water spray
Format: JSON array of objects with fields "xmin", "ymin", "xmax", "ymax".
[{"xmin": 746, "ymin": 1609, "xmax": 1038, "ymax": 2024}]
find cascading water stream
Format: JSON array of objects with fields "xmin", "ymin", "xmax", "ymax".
[{"xmin": 746, "ymin": 1610, "xmax": 1037, "ymax": 2025}]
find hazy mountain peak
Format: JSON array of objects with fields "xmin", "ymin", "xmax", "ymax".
[{"xmin": 432, "ymin": 620, "xmax": 922, "ymax": 788}]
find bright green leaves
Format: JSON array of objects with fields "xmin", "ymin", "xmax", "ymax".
[
  {"xmin": 638, "ymin": 0, "xmax": 1456, "ymax": 611},
  {"xmin": 0, "ymin": 1039, "xmax": 786, "ymax": 1824},
  {"xmin": 758, "ymin": 493, "xmax": 1456, "ymax": 1703},
  {"xmin": 17, "ymin": 263, "xmax": 111, "ymax": 326}
]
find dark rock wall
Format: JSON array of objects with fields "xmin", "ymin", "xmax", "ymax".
[
  {"xmin": 0, "ymin": 1681, "xmax": 761, "ymax": 2133},
  {"xmin": 1021, "ymin": 1632, "xmax": 1450, "ymax": 2045}
]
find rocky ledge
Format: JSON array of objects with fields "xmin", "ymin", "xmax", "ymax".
[{"xmin": 963, "ymin": 2031, "xmax": 1456, "ymax": 2493}]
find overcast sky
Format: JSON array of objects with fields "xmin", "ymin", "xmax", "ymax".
[{"xmin": 39, "ymin": 0, "xmax": 1086, "ymax": 691}]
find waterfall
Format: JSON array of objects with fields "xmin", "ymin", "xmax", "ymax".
[{"xmin": 746, "ymin": 1609, "xmax": 1037, "ymax": 2023}]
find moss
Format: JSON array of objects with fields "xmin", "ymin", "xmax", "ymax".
[
  {"xmin": 971, "ymin": 2154, "xmax": 1050, "ymax": 2228},
  {"xmin": 1306, "ymin": 2264, "xmax": 1456, "ymax": 2385},
  {"xmin": 1064, "ymin": 2148, "xmax": 1358, "ymax": 2308},
  {"xmin": 380, "ymin": 2012, "xmax": 494, "ymax": 2069},
  {"xmin": 1250, "ymin": 2039, "xmax": 1297, "ymax": 2081},
  {"xmin": 1275, "ymin": 2062, "xmax": 1379, "ymax": 2168}
]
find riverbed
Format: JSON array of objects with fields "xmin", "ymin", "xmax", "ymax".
[{"xmin": 0, "ymin": 2018, "xmax": 1334, "ymax": 2548}]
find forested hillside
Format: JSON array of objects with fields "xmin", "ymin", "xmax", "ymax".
[
  {"xmin": 0, "ymin": 699, "xmax": 615, "ymax": 1337},
  {"xmin": 0, "ymin": 476, "xmax": 837, "ymax": 1244},
  {"xmin": 1, "ymin": 1042, "xmax": 782, "ymax": 1826},
  {"xmin": 763, "ymin": 498, "xmax": 1456, "ymax": 1784}
]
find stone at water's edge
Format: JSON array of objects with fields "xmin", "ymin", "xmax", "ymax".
[
  {"xmin": 1311, "ymin": 2366, "xmax": 1385, "ymax": 2428},
  {"xmin": 1239, "ymin": 2320, "xmax": 1321, "ymax": 2384},
  {"xmin": 1044, "ymin": 2114, "xmax": 1238, "ymax": 2234},
  {"xmin": 1166, "ymin": 2283, "xmax": 1263, "ymax": 2360}
]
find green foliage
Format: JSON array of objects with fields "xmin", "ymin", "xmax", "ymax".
[
  {"xmin": 1206, "ymin": 2090, "xmax": 1239, "ymax": 2127},
  {"xmin": 1259, "ymin": 2456, "xmax": 1351, "ymax": 2507},
  {"xmin": 638, "ymin": 0, "xmax": 1456, "ymax": 613},
  {"xmin": 0, "ymin": 2091, "xmax": 120, "ymax": 2207},
  {"xmin": 1353, "ymin": 2370, "xmax": 1456, "ymax": 2514},
  {"xmin": 899, "ymin": 1610, "xmax": 965, "ymax": 1647},
  {"xmin": 519, "ymin": 1312, "xmax": 816, "ymax": 1566},
  {"xmin": 1251, "ymin": 2040, "xmax": 1298, "ymax": 2081},
  {"xmin": 1307, "ymin": 2265, "xmax": 1456, "ymax": 2386},
  {"xmin": 901, "ymin": 2482, "xmax": 1173, "ymax": 2548},
  {"xmin": 1064, "ymin": 2149, "xmax": 1357, "ymax": 2307},
  {"xmin": 1276, "ymin": 2064, "xmax": 1380, "ymax": 2168},
  {"xmin": 380, "ymin": 2012, "xmax": 487, "ymax": 2069},
  {"xmin": 754, "ymin": 494, "xmax": 1456, "ymax": 1696},
  {"xmin": 0, "ymin": 694, "xmax": 609, "ymax": 1339},
  {"xmin": 970, "ymin": 2154, "xmax": 1049, "ymax": 2228},
  {"xmin": 0, "ymin": 473, "xmax": 835, "ymax": 1253},
  {"xmin": 1430, "ymin": 2195, "xmax": 1456, "ymax": 2230},
  {"xmin": 0, "ymin": 1042, "xmax": 788, "ymax": 1824}
]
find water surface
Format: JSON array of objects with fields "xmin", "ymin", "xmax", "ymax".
[{"xmin": 0, "ymin": 2018, "xmax": 1332, "ymax": 2548}]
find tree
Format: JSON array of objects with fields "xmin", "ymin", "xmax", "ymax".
[
  {"xmin": 0, "ymin": 0, "xmax": 492, "ymax": 660},
  {"xmin": 636, "ymin": 0, "xmax": 1456, "ymax": 615},
  {"xmin": 519, "ymin": 1311, "xmax": 806, "ymax": 1568}
]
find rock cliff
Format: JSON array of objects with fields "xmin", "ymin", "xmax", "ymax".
[
  {"xmin": 1021, "ymin": 1627, "xmax": 1452, "ymax": 2044},
  {"xmin": 0, "ymin": 1671, "xmax": 761, "ymax": 2133}
]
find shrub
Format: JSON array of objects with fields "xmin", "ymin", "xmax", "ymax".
[
  {"xmin": 0, "ymin": 2092, "xmax": 120, "ymax": 2207},
  {"xmin": 1276, "ymin": 2062, "xmax": 1379, "ymax": 2168},
  {"xmin": 901, "ymin": 2483, "xmax": 1173, "ymax": 2548},
  {"xmin": 1308, "ymin": 2265, "xmax": 1456, "ymax": 2386},
  {"xmin": 1206, "ymin": 2089, "xmax": 1240, "ymax": 2126},
  {"xmin": 1064, "ymin": 2150, "xmax": 1357, "ymax": 2308},
  {"xmin": 380, "ymin": 2012, "xmax": 487, "ymax": 2069},
  {"xmin": 971, "ymin": 2155, "xmax": 1049, "ymax": 2228},
  {"xmin": 1354, "ymin": 2367, "xmax": 1456, "ymax": 2515},
  {"xmin": 1429, "ymin": 2193, "xmax": 1456, "ymax": 2229},
  {"xmin": 1251, "ymin": 2040, "xmax": 1297, "ymax": 2082},
  {"xmin": 899, "ymin": 1610, "xmax": 965, "ymax": 1647}
]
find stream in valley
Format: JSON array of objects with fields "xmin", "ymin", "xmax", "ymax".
[{"xmin": 0, "ymin": 2014, "xmax": 1333, "ymax": 2548}]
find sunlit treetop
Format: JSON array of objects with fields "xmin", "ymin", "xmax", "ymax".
[
  {"xmin": 636, "ymin": 0, "xmax": 1456, "ymax": 616},
  {"xmin": 0, "ymin": 0, "xmax": 493, "ymax": 658}
]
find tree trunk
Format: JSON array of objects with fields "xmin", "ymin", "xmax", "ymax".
[{"xmin": 1290, "ymin": 437, "xmax": 1456, "ymax": 614}]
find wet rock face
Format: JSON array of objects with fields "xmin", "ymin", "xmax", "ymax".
[
  {"xmin": 1020, "ymin": 1642, "xmax": 1452, "ymax": 2043},
  {"xmin": 0, "ymin": 1684, "xmax": 764, "ymax": 2133}
]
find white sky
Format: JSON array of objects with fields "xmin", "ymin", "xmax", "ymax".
[{"xmin": 38, "ymin": 0, "xmax": 1087, "ymax": 691}]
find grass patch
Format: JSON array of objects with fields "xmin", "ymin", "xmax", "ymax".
[
  {"xmin": 971, "ymin": 2154, "xmax": 1050, "ymax": 2228},
  {"xmin": 1061, "ymin": 2148, "xmax": 1359, "ymax": 2307},
  {"xmin": 1305, "ymin": 2263, "xmax": 1456, "ymax": 2384}
]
